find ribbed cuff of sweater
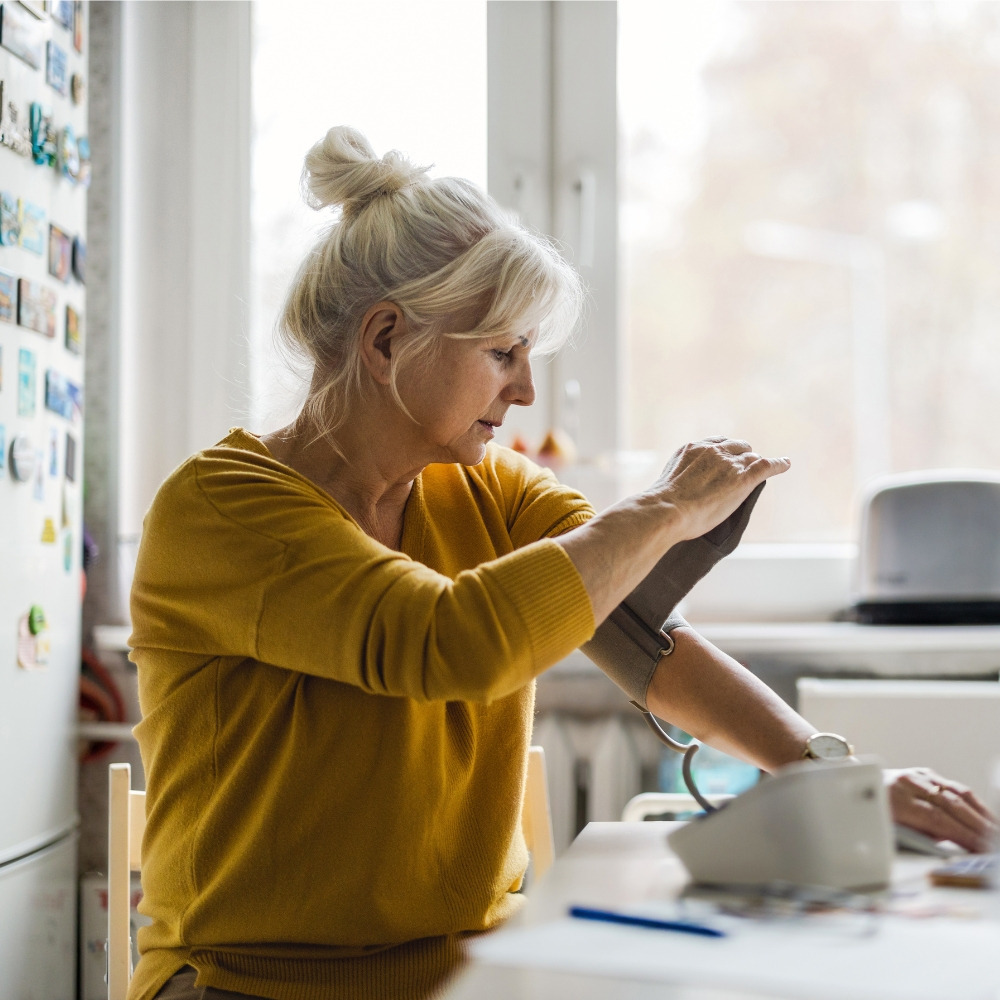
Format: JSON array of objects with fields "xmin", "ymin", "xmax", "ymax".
[{"xmin": 481, "ymin": 537, "xmax": 595, "ymax": 672}]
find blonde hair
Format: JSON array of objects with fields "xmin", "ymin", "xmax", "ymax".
[{"xmin": 279, "ymin": 126, "xmax": 583, "ymax": 439}]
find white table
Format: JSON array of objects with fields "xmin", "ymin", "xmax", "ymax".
[{"xmin": 441, "ymin": 822, "xmax": 993, "ymax": 1000}]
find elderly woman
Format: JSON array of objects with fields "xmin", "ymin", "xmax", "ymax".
[{"xmin": 130, "ymin": 127, "xmax": 994, "ymax": 1000}]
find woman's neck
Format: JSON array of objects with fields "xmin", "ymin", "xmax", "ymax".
[{"xmin": 262, "ymin": 410, "xmax": 425, "ymax": 550}]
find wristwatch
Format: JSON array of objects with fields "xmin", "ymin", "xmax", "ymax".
[{"xmin": 802, "ymin": 732, "xmax": 854, "ymax": 761}]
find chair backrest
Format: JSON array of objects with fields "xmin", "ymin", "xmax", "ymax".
[
  {"xmin": 521, "ymin": 745, "xmax": 555, "ymax": 882},
  {"xmin": 621, "ymin": 791, "xmax": 734, "ymax": 823},
  {"xmin": 108, "ymin": 763, "xmax": 146, "ymax": 1000}
]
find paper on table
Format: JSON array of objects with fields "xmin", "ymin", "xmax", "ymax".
[{"xmin": 470, "ymin": 913, "xmax": 1000, "ymax": 1000}]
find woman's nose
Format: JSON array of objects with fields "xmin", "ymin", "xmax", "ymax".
[{"xmin": 504, "ymin": 357, "xmax": 536, "ymax": 407}]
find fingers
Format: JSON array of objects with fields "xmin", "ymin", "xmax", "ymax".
[
  {"xmin": 889, "ymin": 770, "xmax": 998, "ymax": 853},
  {"xmin": 745, "ymin": 454, "xmax": 792, "ymax": 480}
]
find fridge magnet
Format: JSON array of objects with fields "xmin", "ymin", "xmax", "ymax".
[
  {"xmin": 64, "ymin": 303, "xmax": 80, "ymax": 353},
  {"xmin": 0, "ymin": 191, "xmax": 19, "ymax": 244},
  {"xmin": 0, "ymin": 84, "xmax": 31, "ymax": 157},
  {"xmin": 0, "ymin": 424, "xmax": 5, "ymax": 475},
  {"xmin": 45, "ymin": 41, "xmax": 67, "ymax": 96},
  {"xmin": 0, "ymin": 267, "xmax": 15, "ymax": 321},
  {"xmin": 44, "ymin": 367, "xmax": 81, "ymax": 421},
  {"xmin": 48, "ymin": 223, "xmax": 70, "ymax": 282},
  {"xmin": 63, "ymin": 430, "xmax": 74, "ymax": 481},
  {"xmin": 57, "ymin": 124, "xmax": 77, "ymax": 180},
  {"xmin": 71, "ymin": 234, "xmax": 84, "ymax": 281},
  {"xmin": 17, "ymin": 605, "xmax": 49, "ymax": 670},
  {"xmin": 29, "ymin": 103, "xmax": 56, "ymax": 167},
  {"xmin": 32, "ymin": 447, "xmax": 43, "ymax": 498},
  {"xmin": 70, "ymin": 71, "xmax": 82, "ymax": 104},
  {"xmin": 48, "ymin": 424, "xmax": 57, "ymax": 475},
  {"xmin": 18, "ymin": 200, "xmax": 45, "ymax": 254},
  {"xmin": 60, "ymin": 482, "xmax": 67, "ymax": 525},
  {"xmin": 40, "ymin": 516, "xmax": 55, "ymax": 543},
  {"xmin": 17, "ymin": 278, "xmax": 56, "ymax": 336},
  {"xmin": 0, "ymin": 2, "xmax": 46, "ymax": 69},
  {"xmin": 75, "ymin": 133, "xmax": 90, "ymax": 187},
  {"xmin": 72, "ymin": 0, "xmax": 81, "ymax": 52},
  {"xmin": 63, "ymin": 528, "xmax": 71, "ymax": 570},
  {"xmin": 52, "ymin": 0, "xmax": 72, "ymax": 30},
  {"xmin": 17, "ymin": 347, "xmax": 35, "ymax": 416},
  {"xmin": 9, "ymin": 433, "xmax": 34, "ymax": 481}
]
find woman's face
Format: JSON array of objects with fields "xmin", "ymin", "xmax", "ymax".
[{"xmin": 397, "ymin": 329, "xmax": 537, "ymax": 466}]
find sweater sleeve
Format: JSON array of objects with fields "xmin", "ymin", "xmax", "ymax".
[
  {"xmin": 130, "ymin": 450, "xmax": 595, "ymax": 704},
  {"xmin": 256, "ymin": 518, "xmax": 594, "ymax": 703}
]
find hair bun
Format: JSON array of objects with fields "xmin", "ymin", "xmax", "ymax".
[{"xmin": 301, "ymin": 126, "xmax": 428, "ymax": 213}]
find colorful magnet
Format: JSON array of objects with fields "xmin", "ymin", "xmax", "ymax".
[
  {"xmin": 63, "ymin": 530, "xmax": 72, "ymax": 571},
  {"xmin": 72, "ymin": 236, "xmax": 85, "ymax": 281},
  {"xmin": 40, "ymin": 517, "xmax": 56, "ymax": 543},
  {"xmin": 70, "ymin": 72, "xmax": 84, "ymax": 105},
  {"xmin": 53, "ymin": 1, "xmax": 73, "ymax": 31},
  {"xmin": 45, "ymin": 41, "xmax": 68, "ymax": 96},
  {"xmin": 65, "ymin": 304, "xmax": 81, "ymax": 353},
  {"xmin": 18, "ymin": 605, "xmax": 50, "ymax": 671},
  {"xmin": 76, "ymin": 135, "xmax": 90, "ymax": 188},
  {"xmin": 17, "ymin": 279, "xmax": 56, "ymax": 337},
  {"xmin": 60, "ymin": 484, "xmax": 68, "ymax": 526},
  {"xmin": 9, "ymin": 434, "xmax": 34, "ymax": 482},
  {"xmin": 48, "ymin": 224, "xmax": 71, "ymax": 283},
  {"xmin": 0, "ymin": 83, "xmax": 31, "ymax": 158},
  {"xmin": 0, "ymin": 2, "xmax": 46, "ymax": 69},
  {"xmin": 29, "ymin": 103, "xmax": 56, "ymax": 167},
  {"xmin": 44, "ymin": 368, "xmax": 82, "ymax": 421},
  {"xmin": 17, "ymin": 348, "xmax": 36, "ymax": 416},
  {"xmin": 48, "ymin": 426, "xmax": 58, "ymax": 476},
  {"xmin": 64, "ymin": 431, "xmax": 75, "ymax": 482},
  {"xmin": 57, "ymin": 125, "xmax": 78, "ymax": 181},
  {"xmin": 73, "ymin": 0, "xmax": 83, "ymax": 53},
  {"xmin": 18, "ymin": 201, "xmax": 46, "ymax": 254},
  {"xmin": 0, "ymin": 268, "xmax": 15, "ymax": 322},
  {"xmin": 0, "ymin": 191, "xmax": 19, "ymax": 245}
]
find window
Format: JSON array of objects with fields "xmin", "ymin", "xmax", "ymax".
[
  {"xmin": 250, "ymin": 0, "xmax": 487, "ymax": 433},
  {"xmin": 619, "ymin": 1, "xmax": 1000, "ymax": 544}
]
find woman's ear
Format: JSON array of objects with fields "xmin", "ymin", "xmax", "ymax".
[{"xmin": 358, "ymin": 301, "xmax": 408, "ymax": 385}]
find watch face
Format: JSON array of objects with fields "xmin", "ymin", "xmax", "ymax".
[{"xmin": 808, "ymin": 733, "xmax": 852, "ymax": 760}]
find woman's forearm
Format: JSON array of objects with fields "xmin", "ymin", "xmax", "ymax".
[{"xmin": 646, "ymin": 627, "xmax": 815, "ymax": 772}]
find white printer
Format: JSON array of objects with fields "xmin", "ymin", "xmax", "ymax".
[{"xmin": 855, "ymin": 470, "xmax": 1000, "ymax": 624}]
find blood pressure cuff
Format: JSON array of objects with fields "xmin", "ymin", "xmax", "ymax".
[{"xmin": 581, "ymin": 482, "xmax": 766, "ymax": 709}]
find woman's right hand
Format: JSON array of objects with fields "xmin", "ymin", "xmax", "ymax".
[
  {"xmin": 651, "ymin": 437, "xmax": 791, "ymax": 542},
  {"xmin": 557, "ymin": 436, "xmax": 791, "ymax": 625}
]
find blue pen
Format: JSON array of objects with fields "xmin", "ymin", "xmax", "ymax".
[{"xmin": 569, "ymin": 905, "xmax": 726, "ymax": 938}]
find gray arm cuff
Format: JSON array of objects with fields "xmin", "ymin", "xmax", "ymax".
[
  {"xmin": 581, "ymin": 612, "xmax": 690, "ymax": 708},
  {"xmin": 580, "ymin": 481, "xmax": 766, "ymax": 709}
]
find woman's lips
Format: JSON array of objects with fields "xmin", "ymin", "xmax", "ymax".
[{"xmin": 477, "ymin": 420, "xmax": 497, "ymax": 436}]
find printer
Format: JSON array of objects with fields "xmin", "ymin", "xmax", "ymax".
[{"xmin": 855, "ymin": 470, "xmax": 1000, "ymax": 624}]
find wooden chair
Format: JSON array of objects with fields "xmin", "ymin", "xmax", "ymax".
[
  {"xmin": 108, "ymin": 763, "xmax": 145, "ymax": 1000},
  {"xmin": 107, "ymin": 746, "xmax": 555, "ymax": 997},
  {"xmin": 521, "ymin": 745, "xmax": 555, "ymax": 882}
]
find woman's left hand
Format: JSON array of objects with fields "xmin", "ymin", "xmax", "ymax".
[{"xmin": 886, "ymin": 767, "xmax": 997, "ymax": 853}]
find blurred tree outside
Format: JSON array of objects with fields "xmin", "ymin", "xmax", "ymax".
[{"xmin": 621, "ymin": 2, "xmax": 1000, "ymax": 541}]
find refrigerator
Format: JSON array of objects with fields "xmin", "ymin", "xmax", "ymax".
[{"xmin": 0, "ymin": 2, "xmax": 89, "ymax": 996}]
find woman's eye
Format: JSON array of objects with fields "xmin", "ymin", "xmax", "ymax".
[{"xmin": 492, "ymin": 349, "xmax": 512, "ymax": 362}]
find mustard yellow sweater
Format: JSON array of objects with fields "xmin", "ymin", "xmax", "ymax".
[{"xmin": 127, "ymin": 429, "xmax": 596, "ymax": 1000}]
